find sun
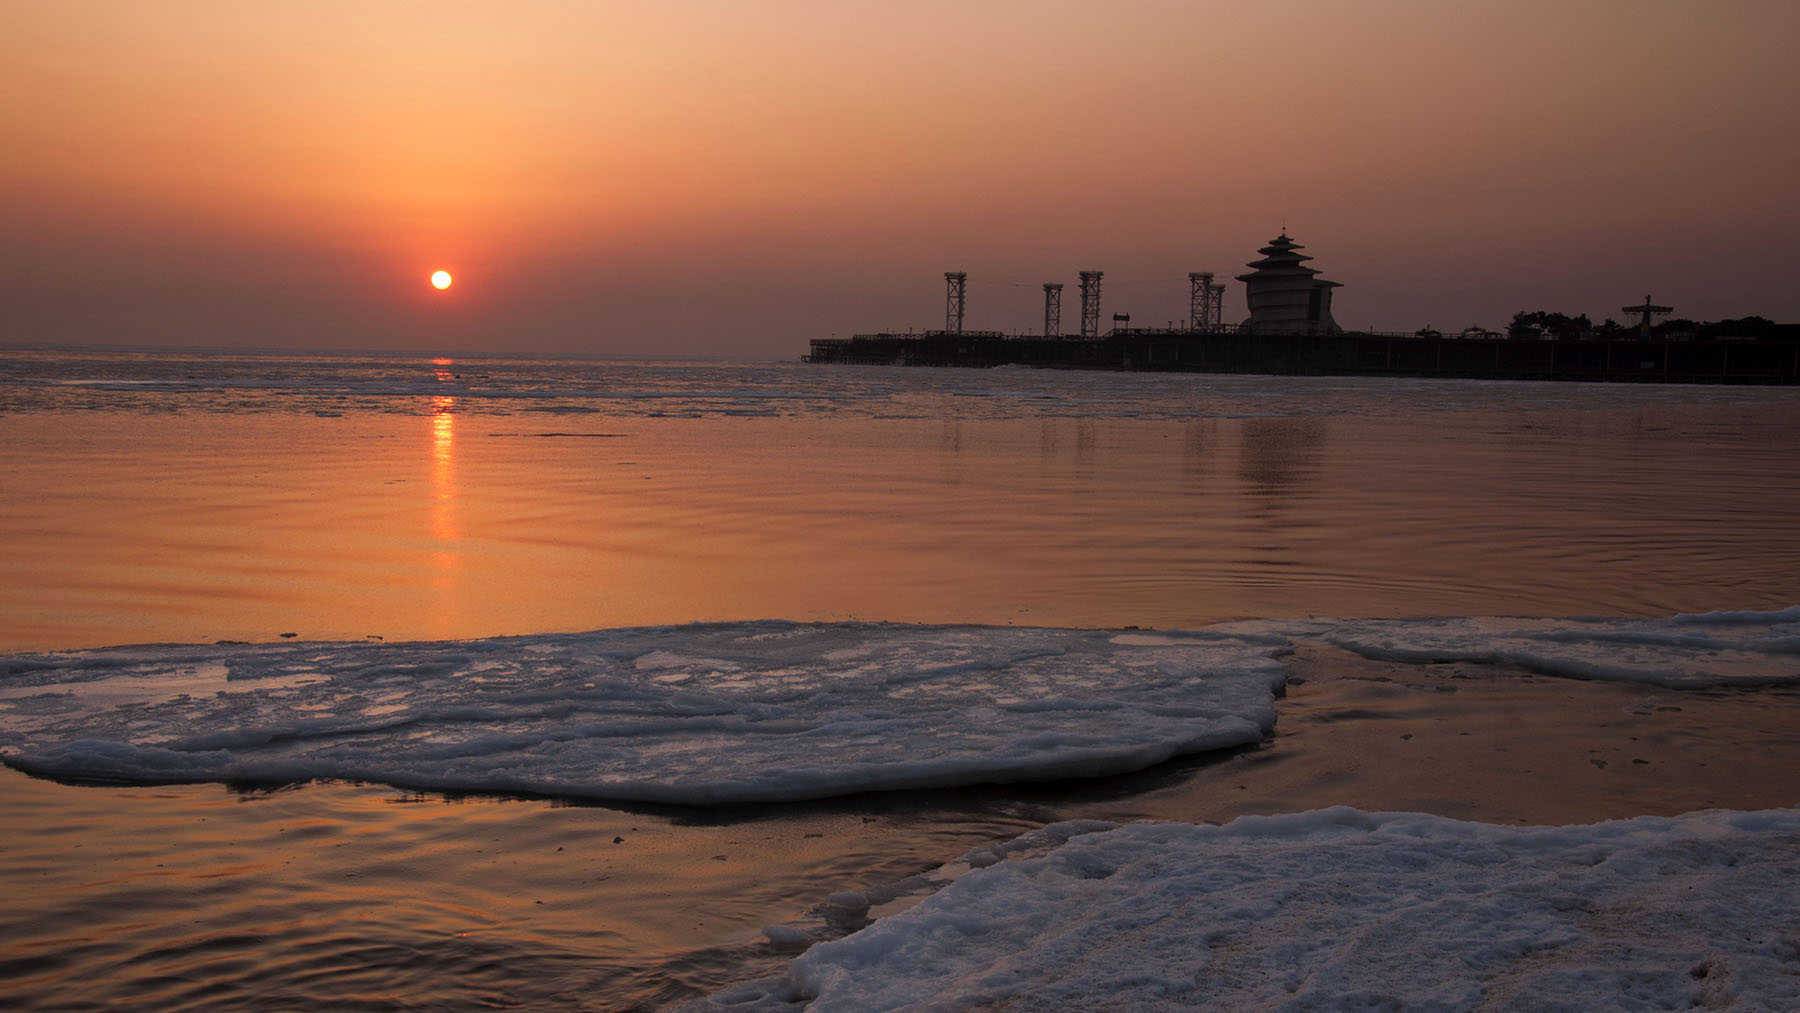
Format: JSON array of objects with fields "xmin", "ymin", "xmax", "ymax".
[{"xmin": 430, "ymin": 270, "xmax": 453, "ymax": 291}]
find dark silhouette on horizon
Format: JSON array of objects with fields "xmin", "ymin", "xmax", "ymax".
[{"xmin": 808, "ymin": 234, "xmax": 1800, "ymax": 384}]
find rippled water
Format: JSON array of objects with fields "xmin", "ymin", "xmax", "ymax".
[
  {"xmin": 0, "ymin": 760, "xmax": 1086, "ymax": 1010},
  {"xmin": 2, "ymin": 347, "xmax": 1798, "ymax": 1009},
  {"xmin": 3, "ymin": 349, "xmax": 1797, "ymax": 651}
]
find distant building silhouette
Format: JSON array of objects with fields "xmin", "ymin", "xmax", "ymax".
[
  {"xmin": 1621, "ymin": 295, "xmax": 1673, "ymax": 338},
  {"xmin": 807, "ymin": 236, "xmax": 1800, "ymax": 382},
  {"xmin": 1237, "ymin": 232, "xmax": 1341, "ymax": 335}
]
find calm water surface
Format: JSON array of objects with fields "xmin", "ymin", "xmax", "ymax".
[
  {"xmin": 2, "ymin": 348, "xmax": 1798, "ymax": 1009},
  {"xmin": 4, "ymin": 349, "xmax": 1797, "ymax": 651}
]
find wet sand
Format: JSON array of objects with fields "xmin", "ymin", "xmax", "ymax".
[{"xmin": 3, "ymin": 645, "xmax": 1797, "ymax": 1009}]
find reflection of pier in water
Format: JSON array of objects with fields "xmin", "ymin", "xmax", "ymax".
[
  {"xmin": 1235, "ymin": 417, "xmax": 1326, "ymax": 575},
  {"xmin": 1238, "ymin": 417, "xmax": 1325, "ymax": 494}
]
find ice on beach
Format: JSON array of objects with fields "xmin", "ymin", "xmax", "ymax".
[
  {"xmin": 2, "ymin": 610, "xmax": 1794, "ymax": 801},
  {"xmin": 0, "ymin": 623, "xmax": 1286, "ymax": 805},
  {"xmin": 1223, "ymin": 607, "xmax": 1800, "ymax": 689},
  {"xmin": 716, "ymin": 807, "xmax": 1800, "ymax": 1011}
]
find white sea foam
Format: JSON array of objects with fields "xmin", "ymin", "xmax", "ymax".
[
  {"xmin": 0, "ymin": 623, "xmax": 1285, "ymax": 804},
  {"xmin": 703, "ymin": 807, "xmax": 1800, "ymax": 1010}
]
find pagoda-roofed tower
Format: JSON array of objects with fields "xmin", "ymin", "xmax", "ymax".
[{"xmin": 1236, "ymin": 232, "xmax": 1342, "ymax": 335}]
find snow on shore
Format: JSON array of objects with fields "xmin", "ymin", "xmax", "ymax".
[
  {"xmin": 706, "ymin": 807, "xmax": 1800, "ymax": 1010},
  {"xmin": 0, "ymin": 622, "xmax": 1285, "ymax": 804}
]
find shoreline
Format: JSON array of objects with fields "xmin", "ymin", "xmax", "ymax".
[{"xmin": 3, "ymin": 644, "xmax": 1796, "ymax": 1008}]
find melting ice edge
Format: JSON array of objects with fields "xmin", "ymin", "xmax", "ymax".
[{"xmin": 1, "ymin": 608, "xmax": 1795, "ymax": 805}]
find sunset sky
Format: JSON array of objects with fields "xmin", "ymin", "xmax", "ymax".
[{"xmin": 3, "ymin": 1, "xmax": 1796, "ymax": 357}]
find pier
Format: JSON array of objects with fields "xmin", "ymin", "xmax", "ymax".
[
  {"xmin": 806, "ymin": 328, "xmax": 1800, "ymax": 384},
  {"xmin": 807, "ymin": 233, "xmax": 1800, "ymax": 384}
]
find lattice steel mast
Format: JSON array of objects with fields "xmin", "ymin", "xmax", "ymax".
[
  {"xmin": 944, "ymin": 272, "xmax": 967, "ymax": 334},
  {"xmin": 1189, "ymin": 272, "xmax": 1225, "ymax": 331},
  {"xmin": 1078, "ymin": 271, "xmax": 1103, "ymax": 338}
]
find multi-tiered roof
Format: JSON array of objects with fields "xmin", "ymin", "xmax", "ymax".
[
  {"xmin": 1236, "ymin": 233, "xmax": 1339, "ymax": 288},
  {"xmin": 1235, "ymin": 232, "xmax": 1342, "ymax": 335}
]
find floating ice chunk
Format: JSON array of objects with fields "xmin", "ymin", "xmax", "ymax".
[
  {"xmin": 8, "ymin": 612, "xmax": 1792, "ymax": 804},
  {"xmin": 0, "ymin": 623, "xmax": 1286, "ymax": 805},
  {"xmin": 776, "ymin": 807, "xmax": 1800, "ymax": 1011},
  {"xmin": 1231, "ymin": 611, "xmax": 1800, "ymax": 689}
]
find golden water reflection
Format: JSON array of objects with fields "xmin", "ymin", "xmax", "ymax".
[
  {"xmin": 428, "ymin": 376, "xmax": 461, "ymax": 633},
  {"xmin": 430, "ymin": 395, "xmax": 457, "ymax": 540}
]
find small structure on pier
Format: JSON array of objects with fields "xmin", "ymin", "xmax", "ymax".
[
  {"xmin": 1622, "ymin": 295, "xmax": 1673, "ymax": 338},
  {"xmin": 1043, "ymin": 283, "xmax": 1063, "ymax": 338},
  {"xmin": 1236, "ymin": 232, "xmax": 1341, "ymax": 335}
]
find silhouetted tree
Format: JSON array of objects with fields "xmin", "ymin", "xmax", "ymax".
[
  {"xmin": 1516, "ymin": 311, "xmax": 1788, "ymax": 343},
  {"xmin": 1508, "ymin": 310, "xmax": 1591, "ymax": 340},
  {"xmin": 1701, "ymin": 316, "xmax": 1777, "ymax": 340},
  {"xmin": 1508, "ymin": 311, "xmax": 1545, "ymax": 339}
]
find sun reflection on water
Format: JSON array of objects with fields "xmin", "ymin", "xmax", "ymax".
[
  {"xmin": 430, "ymin": 395, "xmax": 457, "ymax": 540},
  {"xmin": 430, "ymin": 355, "xmax": 458, "ymax": 541},
  {"xmin": 428, "ymin": 370, "xmax": 462, "ymax": 632}
]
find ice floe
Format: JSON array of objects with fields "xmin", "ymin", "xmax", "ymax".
[
  {"xmin": 0, "ymin": 622, "xmax": 1285, "ymax": 804},
  {"xmin": 705, "ymin": 807, "xmax": 1800, "ymax": 1010},
  {"xmin": 1, "ymin": 610, "xmax": 1794, "ymax": 802},
  {"xmin": 1222, "ymin": 608, "xmax": 1800, "ymax": 688}
]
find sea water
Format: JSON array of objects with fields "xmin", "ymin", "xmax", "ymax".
[
  {"xmin": 2, "ymin": 346, "xmax": 1798, "ymax": 1009},
  {"xmin": 4, "ymin": 347, "xmax": 1798, "ymax": 650}
]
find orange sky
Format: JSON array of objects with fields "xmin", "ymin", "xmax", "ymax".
[{"xmin": 3, "ymin": 1, "xmax": 1797, "ymax": 355}]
